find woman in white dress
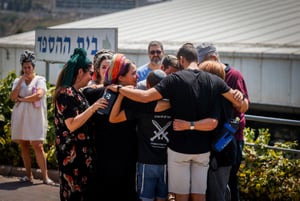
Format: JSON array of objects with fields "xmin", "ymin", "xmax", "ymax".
[{"xmin": 10, "ymin": 49, "xmax": 54, "ymax": 185}]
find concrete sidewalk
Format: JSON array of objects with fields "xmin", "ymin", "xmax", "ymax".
[
  {"xmin": 0, "ymin": 165, "xmax": 59, "ymax": 201},
  {"xmin": 0, "ymin": 165, "xmax": 59, "ymax": 183}
]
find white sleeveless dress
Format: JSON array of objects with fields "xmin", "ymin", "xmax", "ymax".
[{"xmin": 11, "ymin": 75, "xmax": 48, "ymax": 141}]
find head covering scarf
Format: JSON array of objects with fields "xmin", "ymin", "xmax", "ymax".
[
  {"xmin": 62, "ymin": 48, "xmax": 90, "ymax": 87},
  {"xmin": 93, "ymin": 49, "xmax": 114, "ymax": 67},
  {"xmin": 104, "ymin": 53, "xmax": 128, "ymax": 85},
  {"xmin": 20, "ymin": 50, "xmax": 36, "ymax": 66},
  {"xmin": 92, "ymin": 49, "xmax": 113, "ymax": 80}
]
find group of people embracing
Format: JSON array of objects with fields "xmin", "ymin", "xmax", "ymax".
[{"xmin": 51, "ymin": 41, "xmax": 249, "ymax": 201}]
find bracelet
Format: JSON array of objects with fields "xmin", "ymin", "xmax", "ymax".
[{"xmin": 117, "ymin": 85, "xmax": 122, "ymax": 93}]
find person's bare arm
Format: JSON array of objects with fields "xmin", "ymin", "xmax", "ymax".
[
  {"xmin": 222, "ymin": 88, "xmax": 249, "ymax": 113},
  {"xmin": 173, "ymin": 118, "xmax": 218, "ymax": 131},
  {"xmin": 10, "ymin": 76, "xmax": 26, "ymax": 101},
  {"xmin": 235, "ymin": 96, "xmax": 249, "ymax": 113},
  {"xmin": 109, "ymin": 94, "xmax": 127, "ymax": 123},
  {"xmin": 65, "ymin": 98, "xmax": 108, "ymax": 132},
  {"xmin": 154, "ymin": 100, "xmax": 171, "ymax": 112},
  {"xmin": 107, "ymin": 85, "xmax": 162, "ymax": 103},
  {"xmin": 17, "ymin": 88, "xmax": 45, "ymax": 103}
]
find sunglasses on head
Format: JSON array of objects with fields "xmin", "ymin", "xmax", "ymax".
[{"xmin": 150, "ymin": 50, "xmax": 162, "ymax": 55}]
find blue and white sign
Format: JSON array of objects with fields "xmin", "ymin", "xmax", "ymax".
[{"xmin": 35, "ymin": 28, "xmax": 118, "ymax": 63}]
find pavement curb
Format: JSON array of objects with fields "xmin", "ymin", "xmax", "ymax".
[{"xmin": 0, "ymin": 165, "xmax": 59, "ymax": 182}]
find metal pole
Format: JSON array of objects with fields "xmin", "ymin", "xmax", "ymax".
[
  {"xmin": 245, "ymin": 114, "xmax": 300, "ymax": 127},
  {"xmin": 245, "ymin": 142, "xmax": 300, "ymax": 154},
  {"xmin": 45, "ymin": 61, "xmax": 50, "ymax": 81}
]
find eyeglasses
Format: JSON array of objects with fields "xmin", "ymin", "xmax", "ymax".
[{"xmin": 150, "ymin": 50, "xmax": 162, "ymax": 55}]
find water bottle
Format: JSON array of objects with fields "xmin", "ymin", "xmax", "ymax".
[
  {"xmin": 32, "ymin": 86, "xmax": 41, "ymax": 108},
  {"xmin": 212, "ymin": 117, "xmax": 240, "ymax": 152}
]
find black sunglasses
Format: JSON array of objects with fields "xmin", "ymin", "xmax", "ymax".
[{"xmin": 150, "ymin": 50, "xmax": 162, "ymax": 55}]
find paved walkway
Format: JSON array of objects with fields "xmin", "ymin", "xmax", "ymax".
[
  {"xmin": 0, "ymin": 166, "xmax": 59, "ymax": 201},
  {"xmin": 0, "ymin": 175, "xmax": 59, "ymax": 201}
]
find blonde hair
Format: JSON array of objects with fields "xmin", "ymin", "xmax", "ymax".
[{"xmin": 199, "ymin": 60, "xmax": 225, "ymax": 80}]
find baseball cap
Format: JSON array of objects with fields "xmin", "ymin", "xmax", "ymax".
[{"xmin": 196, "ymin": 43, "xmax": 217, "ymax": 63}]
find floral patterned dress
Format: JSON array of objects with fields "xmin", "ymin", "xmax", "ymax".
[{"xmin": 54, "ymin": 87, "xmax": 96, "ymax": 201}]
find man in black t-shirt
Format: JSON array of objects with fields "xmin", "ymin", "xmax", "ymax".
[{"xmin": 107, "ymin": 44, "xmax": 248, "ymax": 201}]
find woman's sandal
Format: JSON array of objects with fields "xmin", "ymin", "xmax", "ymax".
[
  {"xmin": 43, "ymin": 178, "xmax": 57, "ymax": 186},
  {"xmin": 168, "ymin": 193, "xmax": 176, "ymax": 201},
  {"xmin": 19, "ymin": 176, "xmax": 33, "ymax": 183}
]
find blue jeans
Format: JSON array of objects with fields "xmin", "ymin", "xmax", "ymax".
[{"xmin": 136, "ymin": 163, "xmax": 168, "ymax": 201}]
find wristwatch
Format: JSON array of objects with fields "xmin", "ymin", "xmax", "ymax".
[
  {"xmin": 242, "ymin": 94, "xmax": 246, "ymax": 101},
  {"xmin": 117, "ymin": 85, "xmax": 122, "ymax": 93},
  {"xmin": 190, "ymin": 121, "xmax": 195, "ymax": 130}
]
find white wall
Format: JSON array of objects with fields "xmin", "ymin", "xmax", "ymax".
[
  {"xmin": 1, "ymin": 47, "xmax": 300, "ymax": 112},
  {"xmin": 220, "ymin": 54, "xmax": 300, "ymax": 109}
]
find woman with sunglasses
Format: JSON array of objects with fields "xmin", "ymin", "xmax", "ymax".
[{"xmin": 53, "ymin": 48, "xmax": 107, "ymax": 201}]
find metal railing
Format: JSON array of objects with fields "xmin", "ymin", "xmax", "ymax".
[
  {"xmin": 245, "ymin": 114, "xmax": 300, "ymax": 126},
  {"xmin": 244, "ymin": 114, "xmax": 300, "ymax": 154},
  {"xmin": 244, "ymin": 143, "xmax": 300, "ymax": 154}
]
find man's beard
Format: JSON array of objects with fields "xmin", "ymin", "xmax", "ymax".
[{"xmin": 151, "ymin": 57, "xmax": 162, "ymax": 65}]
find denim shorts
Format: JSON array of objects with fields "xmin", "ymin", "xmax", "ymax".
[{"xmin": 136, "ymin": 163, "xmax": 168, "ymax": 201}]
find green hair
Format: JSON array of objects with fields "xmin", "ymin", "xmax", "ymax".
[{"xmin": 62, "ymin": 48, "xmax": 90, "ymax": 86}]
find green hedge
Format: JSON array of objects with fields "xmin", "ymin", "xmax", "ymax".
[
  {"xmin": 239, "ymin": 128, "xmax": 300, "ymax": 200},
  {"xmin": 0, "ymin": 71, "xmax": 299, "ymax": 200}
]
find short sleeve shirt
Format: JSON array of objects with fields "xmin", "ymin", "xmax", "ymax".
[{"xmin": 154, "ymin": 69, "xmax": 230, "ymax": 154}]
